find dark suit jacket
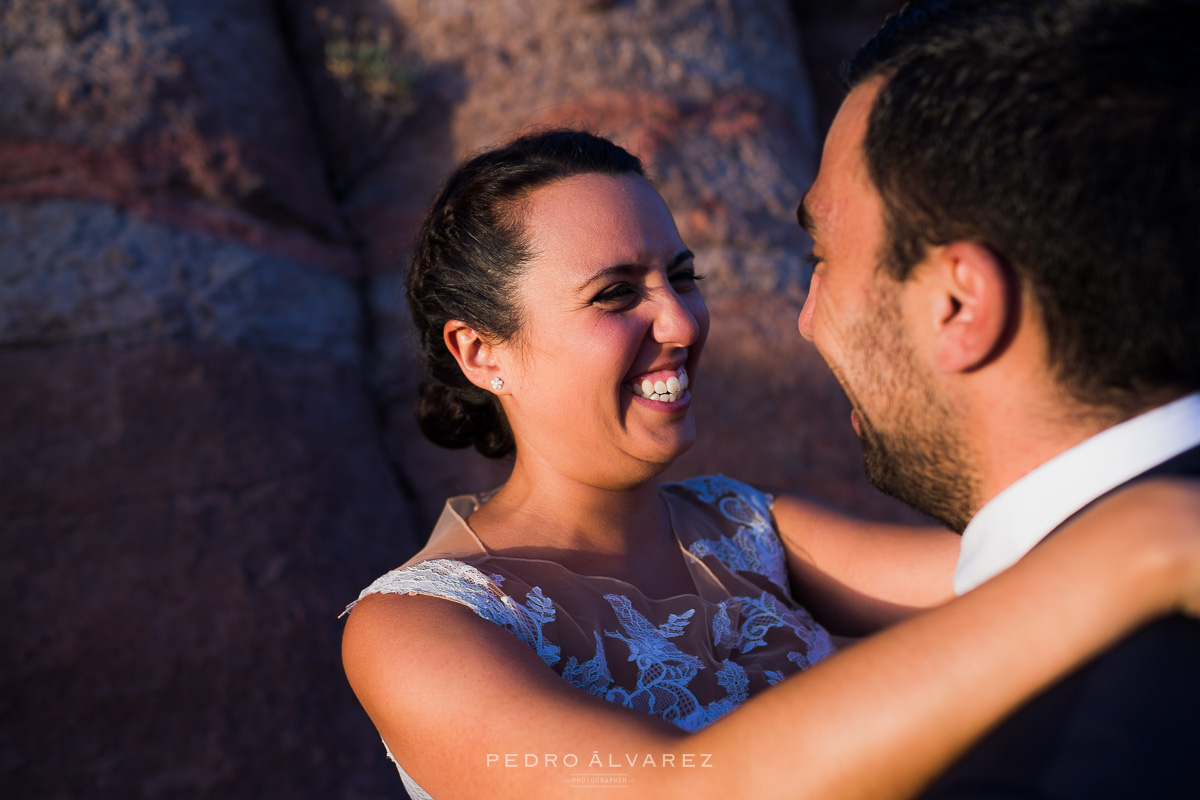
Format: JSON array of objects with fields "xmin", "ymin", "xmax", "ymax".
[{"xmin": 919, "ymin": 445, "xmax": 1200, "ymax": 799}]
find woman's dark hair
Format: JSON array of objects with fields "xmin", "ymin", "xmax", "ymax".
[{"xmin": 406, "ymin": 129, "xmax": 646, "ymax": 458}]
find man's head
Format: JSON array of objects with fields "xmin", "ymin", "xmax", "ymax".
[
  {"xmin": 798, "ymin": 0, "xmax": 1199, "ymax": 528},
  {"xmin": 845, "ymin": 0, "xmax": 1200, "ymax": 413}
]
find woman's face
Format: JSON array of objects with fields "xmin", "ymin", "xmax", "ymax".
[{"xmin": 497, "ymin": 172, "xmax": 709, "ymax": 489}]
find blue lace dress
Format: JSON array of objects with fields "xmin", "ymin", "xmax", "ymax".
[{"xmin": 345, "ymin": 475, "xmax": 836, "ymax": 799}]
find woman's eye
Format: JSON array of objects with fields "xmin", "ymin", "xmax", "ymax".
[
  {"xmin": 803, "ymin": 251, "xmax": 824, "ymax": 269},
  {"xmin": 592, "ymin": 284, "xmax": 637, "ymax": 306}
]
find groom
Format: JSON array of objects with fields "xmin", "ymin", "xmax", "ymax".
[{"xmin": 797, "ymin": 1, "xmax": 1200, "ymax": 797}]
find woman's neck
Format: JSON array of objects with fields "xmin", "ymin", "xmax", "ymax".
[
  {"xmin": 483, "ymin": 467, "xmax": 663, "ymax": 548},
  {"xmin": 464, "ymin": 455, "xmax": 690, "ymax": 585}
]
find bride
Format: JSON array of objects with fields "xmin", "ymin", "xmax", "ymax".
[{"xmin": 342, "ymin": 129, "xmax": 1200, "ymax": 800}]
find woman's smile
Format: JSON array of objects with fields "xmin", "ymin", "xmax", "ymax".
[{"xmin": 626, "ymin": 366, "xmax": 690, "ymax": 406}]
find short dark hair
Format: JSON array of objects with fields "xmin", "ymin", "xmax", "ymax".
[
  {"xmin": 846, "ymin": 0, "xmax": 1200, "ymax": 411},
  {"xmin": 406, "ymin": 129, "xmax": 646, "ymax": 458}
]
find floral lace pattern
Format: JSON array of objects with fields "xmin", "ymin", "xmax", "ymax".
[
  {"xmin": 684, "ymin": 474, "xmax": 792, "ymax": 595},
  {"xmin": 599, "ymin": 593, "xmax": 747, "ymax": 731},
  {"xmin": 349, "ymin": 558, "xmax": 563, "ymax": 666},
  {"xmin": 348, "ymin": 564, "xmax": 826, "ymax": 731},
  {"xmin": 348, "ymin": 475, "xmax": 835, "ymax": 796}
]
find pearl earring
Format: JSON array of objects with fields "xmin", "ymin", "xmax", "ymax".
[{"xmin": 490, "ymin": 377, "xmax": 504, "ymax": 391}]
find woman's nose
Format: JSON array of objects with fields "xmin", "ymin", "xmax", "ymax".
[{"xmin": 653, "ymin": 290, "xmax": 702, "ymax": 346}]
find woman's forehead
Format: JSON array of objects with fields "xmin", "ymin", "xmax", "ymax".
[{"xmin": 521, "ymin": 172, "xmax": 684, "ymax": 275}]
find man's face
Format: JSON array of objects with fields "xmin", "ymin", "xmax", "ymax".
[{"xmin": 797, "ymin": 79, "xmax": 977, "ymax": 531}]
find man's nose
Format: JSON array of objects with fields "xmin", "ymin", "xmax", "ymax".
[{"xmin": 798, "ymin": 273, "xmax": 819, "ymax": 342}]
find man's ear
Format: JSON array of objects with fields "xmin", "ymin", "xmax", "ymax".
[
  {"xmin": 443, "ymin": 320, "xmax": 505, "ymax": 392},
  {"xmin": 926, "ymin": 241, "xmax": 1015, "ymax": 374}
]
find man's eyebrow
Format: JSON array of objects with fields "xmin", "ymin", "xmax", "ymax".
[
  {"xmin": 577, "ymin": 249, "xmax": 695, "ymax": 291},
  {"xmin": 796, "ymin": 193, "xmax": 817, "ymax": 235},
  {"xmin": 666, "ymin": 248, "xmax": 696, "ymax": 270}
]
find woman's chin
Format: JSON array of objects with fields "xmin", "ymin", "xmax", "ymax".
[{"xmin": 639, "ymin": 420, "xmax": 697, "ymax": 467}]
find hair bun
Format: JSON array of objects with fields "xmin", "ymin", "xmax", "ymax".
[{"xmin": 415, "ymin": 381, "xmax": 514, "ymax": 458}]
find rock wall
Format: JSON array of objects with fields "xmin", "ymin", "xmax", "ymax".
[{"xmin": 1, "ymin": 1, "xmax": 909, "ymax": 797}]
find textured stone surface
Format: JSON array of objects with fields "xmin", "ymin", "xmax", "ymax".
[
  {"xmin": 0, "ymin": 200, "xmax": 361, "ymax": 359},
  {"xmin": 0, "ymin": 343, "xmax": 414, "ymax": 798},
  {"xmin": 0, "ymin": 4, "xmax": 410, "ymax": 798},
  {"xmin": 0, "ymin": 0, "xmax": 348, "ymax": 251}
]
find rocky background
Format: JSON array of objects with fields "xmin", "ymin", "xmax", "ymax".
[{"xmin": 1, "ymin": 1, "xmax": 909, "ymax": 797}]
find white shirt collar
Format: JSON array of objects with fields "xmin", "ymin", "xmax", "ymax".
[{"xmin": 954, "ymin": 392, "xmax": 1200, "ymax": 594}]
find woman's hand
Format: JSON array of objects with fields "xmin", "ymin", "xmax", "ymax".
[{"xmin": 1065, "ymin": 478, "xmax": 1200, "ymax": 619}]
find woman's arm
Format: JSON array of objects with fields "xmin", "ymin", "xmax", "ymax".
[
  {"xmin": 343, "ymin": 479, "xmax": 1200, "ymax": 800},
  {"xmin": 769, "ymin": 491, "xmax": 958, "ymax": 634}
]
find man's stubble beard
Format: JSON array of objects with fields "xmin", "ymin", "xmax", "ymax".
[{"xmin": 848, "ymin": 286, "xmax": 979, "ymax": 533}]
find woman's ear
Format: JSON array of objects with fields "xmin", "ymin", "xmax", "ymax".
[
  {"xmin": 443, "ymin": 320, "xmax": 505, "ymax": 392},
  {"xmin": 927, "ymin": 241, "xmax": 1015, "ymax": 374}
]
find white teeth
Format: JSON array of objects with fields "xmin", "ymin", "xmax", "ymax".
[{"xmin": 628, "ymin": 368, "xmax": 690, "ymax": 403}]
